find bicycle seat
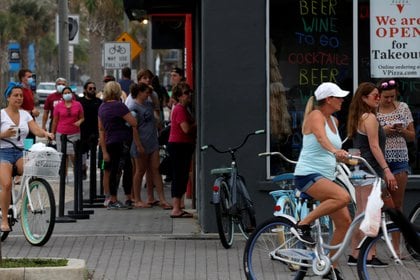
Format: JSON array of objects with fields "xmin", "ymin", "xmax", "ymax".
[
  {"xmin": 272, "ymin": 173, "xmax": 294, "ymax": 182},
  {"xmin": 211, "ymin": 167, "xmax": 232, "ymax": 175}
]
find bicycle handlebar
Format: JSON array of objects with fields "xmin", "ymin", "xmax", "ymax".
[
  {"xmin": 258, "ymin": 151, "xmax": 297, "ymax": 164},
  {"xmin": 201, "ymin": 129, "xmax": 265, "ymax": 154}
]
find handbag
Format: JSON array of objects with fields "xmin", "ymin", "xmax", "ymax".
[{"xmin": 359, "ymin": 178, "xmax": 384, "ymax": 237}]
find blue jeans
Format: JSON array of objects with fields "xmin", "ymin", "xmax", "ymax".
[{"xmin": 0, "ymin": 148, "xmax": 23, "ymax": 164}]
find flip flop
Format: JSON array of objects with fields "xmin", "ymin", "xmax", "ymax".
[
  {"xmin": 170, "ymin": 211, "xmax": 193, "ymax": 218},
  {"xmin": 147, "ymin": 200, "xmax": 160, "ymax": 207},
  {"xmin": 159, "ymin": 203, "xmax": 173, "ymax": 210}
]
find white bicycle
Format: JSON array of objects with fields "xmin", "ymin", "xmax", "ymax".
[{"xmin": 0, "ymin": 146, "xmax": 61, "ymax": 246}]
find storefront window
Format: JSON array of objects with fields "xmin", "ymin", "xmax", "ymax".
[{"xmin": 268, "ymin": 0, "xmax": 420, "ymax": 176}]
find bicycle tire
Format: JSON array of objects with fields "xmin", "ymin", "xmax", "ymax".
[
  {"xmin": 357, "ymin": 223, "xmax": 420, "ymax": 280},
  {"xmin": 243, "ymin": 216, "xmax": 308, "ymax": 280},
  {"xmin": 236, "ymin": 186, "xmax": 256, "ymax": 238},
  {"xmin": 214, "ymin": 180, "xmax": 234, "ymax": 249},
  {"xmin": 407, "ymin": 203, "xmax": 420, "ymax": 259},
  {"xmin": 21, "ymin": 178, "xmax": 56, "ymax": 246}
]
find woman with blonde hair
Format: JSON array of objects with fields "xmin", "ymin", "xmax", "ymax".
[
  {"xmin": 98, "ymin": 81, "xmax": 141, "ymax": 209},
  {"xmin": 292, "ymin": 82, "xmax": 351, "ymax": 280}
]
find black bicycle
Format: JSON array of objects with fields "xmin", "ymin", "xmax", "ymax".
[{"xmin": 201, "ymin": 129, "xmax": 265, "ymax": 248}]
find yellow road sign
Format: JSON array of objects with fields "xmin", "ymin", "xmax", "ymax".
[{"xmin": 116, "ymin": 32, "xmax": 142, "ymax": 60}]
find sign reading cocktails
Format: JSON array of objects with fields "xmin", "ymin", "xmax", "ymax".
[{"xmin": 370, "ymin": 0, "xmax": 420, "ymax": 78}]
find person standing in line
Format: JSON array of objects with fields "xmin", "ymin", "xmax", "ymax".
[
  {"xmin": 376, "ymin": 78, "xmax": 415, "ymax": 256},
  {"xmin": 126, "ymin": 69, "xmax": 162, "ymax": 206},
  {"xmin": 168, "ymin": 82, "xmax": 196, "ymax": 218},
  {"xmin": 51, "ymin": 87, "xmax": 84, "ymax": 173},
  {"xmin": 118, "ymin": 67, "xmax": 134, "ymax": 94},
  {"xmin": 128, "ymin": 83, "xmax": 172, "ymax": 209},
  {"xmin": 292, "ymin": 82, "xmax": 351, "ymax": 280},
  {"xmin": 98, "ymin": 81, "xmax": 140, "ymax": 209},
  {"xmin": 18, "ymin": 69, "xmax": 39, "ymax": 142},
  {"xmin": 347, "ymin": 82, "xmax": 397, "ymax": 267},
  {"xmin": 42, "ymin": 77, "xmax": 67, "ymax": 132},
  {"xmin": 0, "ymin": 83, "xmax": 54, "ymax": 232},
  {"xmin": 77, "ymin": 81, "xmax": 102, "ymax": 180}
]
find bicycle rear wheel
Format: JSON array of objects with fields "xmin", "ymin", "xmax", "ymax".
[
  {"xmin": 236, "ymin": 187, "xmax": 256, "ymax": 238},
  {"xmin": 21, "ymin": 178, "xmax": 56, "ymax": 246},
  {"xmin": 243, "ymin": 216, "xmax": 308, "ymax": 280},
  {"xmin": 357, "ymin": 224, "xmax": 420, "ymax": 280},
  {"xmin": 215, "ymin": 180, "xmax": 234, "ymax": 249}
]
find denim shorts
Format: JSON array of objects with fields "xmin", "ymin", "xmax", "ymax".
[
  {"xmin": 388, "ymin": 161, "xmax": 410, "ymax": 175},
  {"xmin": 294, "ymin": 173, "xmax": 324, "ymax": 192},
  {"xmin": 0, "ymin": 148, "xmax": 23, "ymax": 164}
]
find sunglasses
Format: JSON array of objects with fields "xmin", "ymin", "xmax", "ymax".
[
  {"xmin": 88, "ymin": 87, "xmax": 96, "ymax": 91},
  {"xmin": 380, "ymin": 80, "xmax": 397, "ymax": 90}
]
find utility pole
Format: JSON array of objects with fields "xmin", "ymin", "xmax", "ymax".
[{"xmin": 58, "ymin": 0, "xmax": 70, "ymax": 81}]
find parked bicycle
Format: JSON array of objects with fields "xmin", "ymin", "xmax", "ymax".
[
  {"xmin": 0, "ymin": 143, "xmax": 61, "ymax": 246},
  {"xmin": 201, "ymin": 129, "xmax": 265, "ymax": 249},
  {"xmin": 243, "ymin": 155, "xmax": 420, "ymax": 280}
]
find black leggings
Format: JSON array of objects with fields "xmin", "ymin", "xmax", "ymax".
[
  {"xmin": 105, "ymin": 142, "xmax": 132, "ymax": 197},
  {"xmin": 168, "ymin": 142, "xmax": 194, "ymax": 198}
]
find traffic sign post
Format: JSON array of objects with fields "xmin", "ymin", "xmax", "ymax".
[{"xmin": 103, "ymin": 42, "xmax": 131, "ymax": 69}]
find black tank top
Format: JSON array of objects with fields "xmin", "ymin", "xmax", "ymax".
[{"xmin": 353, "ymin": 124, "xmax": 386, "ymax": 178}]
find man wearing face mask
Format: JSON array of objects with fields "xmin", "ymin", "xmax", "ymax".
[
  {"xmin": 18, "ymin": 69, "xmax": 39, "ymax": 141},
  {"xmin": 77, "ymin": 81, "xmax": 102, "ymax": 178},
  {"xmin": 42, "ymin": 77, "xmax": 67, "ymax": 132}
]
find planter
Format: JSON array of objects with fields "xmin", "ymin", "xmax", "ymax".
[{"xmin": 0, "ymin": 258, "xmax": 87, "ymax": 280}]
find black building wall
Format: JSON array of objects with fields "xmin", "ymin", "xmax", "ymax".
[{"xmin": 197, "ymin": 1, "xmax": 268, "ymax": 232}]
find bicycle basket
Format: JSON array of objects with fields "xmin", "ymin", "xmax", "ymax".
[{"xmin": 23, "ymin": 150, "xmax": 62, "ymax": 178}]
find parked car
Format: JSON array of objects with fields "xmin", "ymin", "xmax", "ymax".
[{"xmin": 36, "ymin": 82, "xmax": 56, "ymax": 103}]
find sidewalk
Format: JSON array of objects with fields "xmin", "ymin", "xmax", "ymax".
[{"xmin": 0, "ymin": 178, "xmax": 397, "ymax": 280}]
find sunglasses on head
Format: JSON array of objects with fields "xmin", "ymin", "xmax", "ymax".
[{"xmin": 380, "ymin": 80, "xmax": 397, "ymax": 90}]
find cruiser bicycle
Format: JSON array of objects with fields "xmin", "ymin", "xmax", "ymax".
[
  {"xmin": 201, "ymin": 129, "xmax": 265, "ymax": 249},
  {"xmin": 243, "ymin": 155, "xmax": 420, "ymax": 280},
  {"xmin": 0, "ymin": 142, "xmax": 61, "ymax": 246}
]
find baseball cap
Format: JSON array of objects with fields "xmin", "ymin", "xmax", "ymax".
[
  {"xmin": 314, "ymin": 82, "xmax": 349, "ymax": 101},
  {"xmin": 171, "ymin": 67, "xmax": 184, "ymax": 77}
]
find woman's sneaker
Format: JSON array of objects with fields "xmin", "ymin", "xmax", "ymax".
[
  {"xmin": 347, "ymin": 255, "xmax": 358, "ymax": 266},
  {"xmin": 366, "ymin": 257, "xmax": 388, "ymax": 267},
  {"xmin": 107, "ymin": 200, "xmax": 127, "ymax": 210},
  {"xmin": 322, "ymin": 268, "xmax": 343, "ymax": 280},
  {"xmin": 291, "ymin": 224, "xmax": 315, "ymax": 245}
]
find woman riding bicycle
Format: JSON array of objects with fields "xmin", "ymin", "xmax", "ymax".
[
  {"xmin": 292, "ymin": 82, "xmax": 351, "ymax": 280},
  {"xmin": 0, "ymin": 82, "xmax": 54, "ymax": 232}
]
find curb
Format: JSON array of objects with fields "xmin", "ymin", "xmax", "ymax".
[{"xmin": 0, "ymin": 258, "xmax": 88, "ymax": 280}]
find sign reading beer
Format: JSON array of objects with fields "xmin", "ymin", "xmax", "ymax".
[{"xmin": 370, "ymin": 0, "xmax": 420, "ymax": 78}]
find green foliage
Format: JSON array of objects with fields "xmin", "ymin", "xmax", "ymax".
[{"xmin": 0, "ymin": 258, "xmax": 68, "ymax": 268}]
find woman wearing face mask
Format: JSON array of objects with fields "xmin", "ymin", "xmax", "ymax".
[{"xmin": 51, "ymin": 86, "xmax": 84, "ymax": 170}]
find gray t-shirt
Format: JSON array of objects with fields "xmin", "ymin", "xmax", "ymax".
[{"xmin": 128, "ymin": 100, "xmax": 159, "ymax": 156}]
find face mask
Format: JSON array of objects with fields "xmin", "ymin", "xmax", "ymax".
[
  {"xmin": 63, "ymin": 93, "xmax": 72, "ymax": 101},
  {"xmin": 27, "ymin": 77, "xmax": 34, "ymax": 84},
  {"xmin": 56, "ymin": 85, "xmax": 65, "ymax": 93}
]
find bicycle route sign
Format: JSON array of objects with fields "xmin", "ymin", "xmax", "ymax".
[{"xmin": 103, "ymin": 42, "xmax": 131, "ymax": 69}]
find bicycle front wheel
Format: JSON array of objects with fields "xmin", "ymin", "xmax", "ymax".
[
  {"xmin": 215, "ymin": 180, "xmax": 234, "ymax": 249},
  {"xmin": 357, "ymin": 224, "xmax": 420, "ymax": 280},
  {"xmin": 244, "ymin": 216, "xmax": 308, "ymax": 280},
  {"xmin": 21, "ymin": 178, "xmax": 56, "ymax": 246},
  {"xmin": 408, "ymin": 203, "xmax": 420, "ymax": 259}
]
